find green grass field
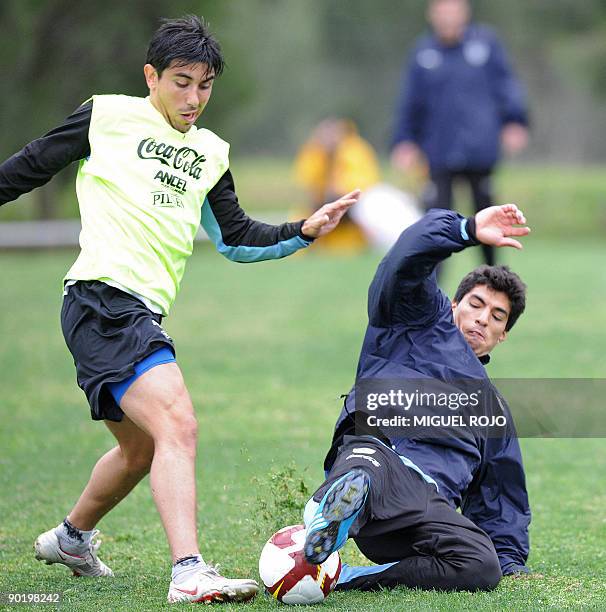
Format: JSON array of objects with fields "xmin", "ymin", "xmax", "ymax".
[{"xmin": 0, "ymin": 238, "xmax": 605, "ymax": 610}]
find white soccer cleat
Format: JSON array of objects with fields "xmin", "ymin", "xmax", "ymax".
[
  {"xmin": 167, "ymin": 564, "xmax": 258, "ymax": 604},
  {"xmin": 34, "ymin": 526, "xmax": 114, "ymax": 577}
]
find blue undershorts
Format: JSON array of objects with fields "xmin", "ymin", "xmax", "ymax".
[{"xmin": 107, "ymin": 346, "xmax": 176, "ymax": 406}]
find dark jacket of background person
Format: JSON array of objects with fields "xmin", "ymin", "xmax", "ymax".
[
  {"xmin": 324, "ymin": 209, "xmax": 531, "ymax": 575},
  {"xmin": 392, "ymin": 24, "xmax": 528, "ymax": 171}
]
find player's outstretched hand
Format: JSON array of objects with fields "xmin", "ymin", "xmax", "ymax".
[
  {"xmin": 301, "ymin": 189, "xmax": 361, "ymax": 239},
  {"xmin": 475, "ymin": 204, "xmax": 530, "ymax": 249}
]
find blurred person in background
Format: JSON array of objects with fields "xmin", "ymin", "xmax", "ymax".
[
  {"xmin": 391, "ymin": 0, "xmax": 529, "ymax": 269},
  {"xmin": 294, "ymin": 118, "xmax": 380, "ymax": 252}
]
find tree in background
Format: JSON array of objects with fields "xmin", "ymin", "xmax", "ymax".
[{"xmin": 1, "ymin": 0, "xmax": 605, "ymax": 218}]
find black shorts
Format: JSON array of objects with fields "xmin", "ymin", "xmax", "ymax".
[{"xmin": 61, "ymin": 281, "xmax": 175, "ymax": 422}]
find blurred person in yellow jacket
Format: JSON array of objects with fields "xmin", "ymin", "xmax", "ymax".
[{"xmin": 295, "ymin": 118, "xmax": 380, "ymax": 252}]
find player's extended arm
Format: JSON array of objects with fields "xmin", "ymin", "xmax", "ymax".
[
  {"xmin": 368, "ymin": 204, "xmax": 529, "ymax": 327},
  {"xmin": 201, "ymin": 169, "xmax": 359, "ymax": 262},
  {"xmin": 0, "ymin": 102, "xmax": 92, "ymax": 206}
]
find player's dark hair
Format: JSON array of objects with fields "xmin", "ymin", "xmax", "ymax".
[
  {"xmin": 146, "ymin": 15, "xmax": 224, "ymax": 77},
  {"xmin": 454, "ymin": 265, "xmax": 526, "ymax": 331}
]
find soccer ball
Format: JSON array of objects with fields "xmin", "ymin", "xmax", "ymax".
[{"xmin": 259, "ymin": 524, "xmax": 341, "ymax": 605}]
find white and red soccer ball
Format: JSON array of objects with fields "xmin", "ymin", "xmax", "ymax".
[{"xmin": 259, "ymin": 524, "xmax": 341, "ymax": 605}]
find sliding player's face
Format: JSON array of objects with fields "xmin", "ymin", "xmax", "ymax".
[
  {"xmin": 144, "ymin": 61, "xmax": 215, "ymax": 133},
  {"xmin": 451, "ymin": 284, "xmax": 510, "ymax": 357}
]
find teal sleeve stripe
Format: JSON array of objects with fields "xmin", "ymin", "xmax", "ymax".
[
  {"xmin": 460, "ymin": 218, "xmax": 469, "ymax": 241},
  {"xmin": 201, "ymin": 198, "xmax": 311, "ymax": 262}
]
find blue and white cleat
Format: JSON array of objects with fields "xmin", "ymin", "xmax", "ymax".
[{"xmin": 304, "ymin": 468, "xmax": 370, "ymax": 565}]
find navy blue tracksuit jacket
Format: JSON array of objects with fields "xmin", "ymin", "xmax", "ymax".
[
  {"xmin": 392, "ymin": 24, "xmax": 528, "ymax": 171},
  {"xmin": 326, "ymin": 209, "xmax": 530, "ymax": 575}
]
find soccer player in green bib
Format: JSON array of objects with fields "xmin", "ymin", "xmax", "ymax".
[{"xmin": 0, "ymin": 16, "xmax": 359, "ymax": 604}]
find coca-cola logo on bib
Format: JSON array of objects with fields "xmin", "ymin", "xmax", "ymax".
[{"xmin": 137, "ymin": 138, "xmax": 206, "ymax": 179}]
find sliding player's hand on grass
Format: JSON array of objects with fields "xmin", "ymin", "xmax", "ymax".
[
  {"xmin": 475, "ymin": 204, "xmax": 530, "ymax": 249},
  {"xmin": 301, "ymin": 189, "xmax": 361, "ymax": 239}
]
